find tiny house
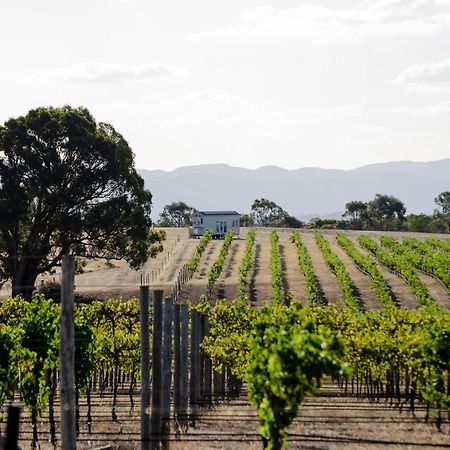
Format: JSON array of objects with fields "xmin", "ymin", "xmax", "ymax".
[{"xmin": 190, "ymin": 211, "xmax": 240, "ymax": 238}]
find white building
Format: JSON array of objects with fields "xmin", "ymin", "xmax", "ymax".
[{"xmin": 190, "ymin": 211, "xmax": 240, "ymax": 238}]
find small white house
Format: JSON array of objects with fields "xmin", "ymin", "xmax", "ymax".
[{"xmin": 190, "ymin": 211, "xmax": 240, "ymax": 238}]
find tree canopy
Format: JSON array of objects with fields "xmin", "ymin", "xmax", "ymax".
[
  {"xmin": 434, "ymin": 191, "xmax": 450, "ymax": 233},
  {"xmin": 367, "ymin": 193, "xmax": 406, "ymax": 230},
  {"xmin": 0, "ymin": 106, "xmax": 159, "ymax": 298},
  {"xmin": 250, "ymin": 198, "xmax": 302, "ymax": 228},
  {"xmin": 343, "ymin": 200, "xmax": 368, "ymax": 229},
  {"xmin": 157, "ymin": 201, "xmax": 196, "ymax": 227}
]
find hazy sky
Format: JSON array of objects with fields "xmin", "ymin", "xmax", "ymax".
[{"xmin": 1, "ymin": 0, "xmax": 450, "ymax": 171}]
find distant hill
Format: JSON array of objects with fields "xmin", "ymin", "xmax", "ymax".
[{"xmin": 138, "ymin": 159, "xmax": 450, "ymax": 221}]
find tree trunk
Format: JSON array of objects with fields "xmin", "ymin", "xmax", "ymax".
[{"xmin": 11, "ymin": 262, "xmax": 38, "ymax": 300}]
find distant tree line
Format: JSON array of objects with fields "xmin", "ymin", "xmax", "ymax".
[
  {"xmin": 158, "ymin": 190, "xmax": 450, "ymax": 234},
  {"xmin": 340, "ymin": 192, "xmax": 449, "ymax": 233}
]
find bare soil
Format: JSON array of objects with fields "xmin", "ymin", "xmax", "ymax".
[
  {"xmin": 12, "ymin": 382, "xmax": 450, "ymax": 450},
  {"xmin": 3, "ymin": 228, "xmax": 450, "ymax": 450}
]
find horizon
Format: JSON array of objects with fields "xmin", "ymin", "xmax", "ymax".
[{"xmin": 137, "ymin": 157, "xmax": 450, "ymax": 173}]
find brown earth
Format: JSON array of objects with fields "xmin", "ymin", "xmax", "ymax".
[
  {"xmin": 12, "ymin": 382, "xmax": 450, "ymax": 450},
  {"xmin": 1, "ymin": 227, "xmax": 447, "ymax": 310},
  {"xmin": 3, "ymin": 228, "xmax": 450, "ymax": 450}
]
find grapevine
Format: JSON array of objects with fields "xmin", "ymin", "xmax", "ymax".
[
  {"xmin": 315, "ymin": 232, "xmax": 362, "ymax": 312},
  {"xmin": 269, "ymin": 230, "xmax": 283, "ymax": 304},
  {"xmin": 237, "ymin": 230, "xmax": 256, "ymax": 301},
  {"xmin": 187, "ymin": 229, "xmax": 213, "ymax": 272},
  {"xmin": 336, "ymin": 233, "xmax": 396, "ymax": 309},
  {"xmin": 291, "ymin": 231, "xmax": 324, "ymax": 304},
  {"xmin": 358, "ymin": 235, "xmax": 437, "ymax": 308},
  {"xmin": 207, "ymin": 230, "xmax": 234, "ymax": 289}
]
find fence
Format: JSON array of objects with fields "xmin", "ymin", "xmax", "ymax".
[{"xmin": 5, "ymin": 255, "xmax": 240, "ymax": 450}]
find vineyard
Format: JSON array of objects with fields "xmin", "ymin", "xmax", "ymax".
[{"xmin": 1, "ymin": 228, "xmax": 450, "ymax": 449}]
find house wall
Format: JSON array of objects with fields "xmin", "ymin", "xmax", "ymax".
[{"xmin": 191, "ymin": 213, "xmax": 240, "ymax": 237}]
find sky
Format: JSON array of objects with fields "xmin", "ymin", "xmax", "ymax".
[{"xmin": 1, "ymin": 0, "xmax": 450, "ymax": 171}]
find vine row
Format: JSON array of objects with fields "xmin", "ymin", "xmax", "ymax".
[
  {"xmin": 315, "ymin": 232, "xmax": 362, "ymax": 312},
  {"xmin": 358, "ymin": 235, "xmax": 436, "ymax": 308},
  {"xmin": 336, "ymin": 233, "xmax": 396, "ymax": 309},
  {"xmin": 290, "ymin": 231, "xmax": 323, "ymax": 304},
  {"xmin": 187, "ymin": 229, "xmax": 213, "ymax": 272},
  {"xmin": 238, "ymin": 230, "xmax": 256, "ymax": 301}
]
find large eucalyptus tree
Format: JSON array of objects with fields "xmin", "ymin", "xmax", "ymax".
[{"xmin": 0, "ymin": 106, "xmax": 158, "ymax": 298}]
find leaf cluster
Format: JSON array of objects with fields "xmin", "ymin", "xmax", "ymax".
[
  {"xmin": 237, "ymin": 230, "xmax": 256, "ymax": 300},
  {"xmin": 291, "ymin": 231, "xmax": 323, "ymax": 304},
  {"xmin": 269, "ymin": 230, "xmax": 283, "ymax": 304},
  {"xmin": 359, "ymin": 235, "xmax": 436, "ymax": 307},
  {"xmin": 207, "ymin": 230, "xmax": 234, "ymax": 288},
  {"xmin": 315, "ymin": 232, "xmax": 361, "ymax": 312},
  {"xmin": 247, "ymin": 302, "xmax": 346, "ymax": 449},
  {"xmin": 336, "ymin": 233, "xmax": 396, "ymax": 309},
  {"xmin": 187, "ymin": 229, "xmax": 212, "ymax": 272}
]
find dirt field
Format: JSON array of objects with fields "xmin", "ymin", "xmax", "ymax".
[
  {"xmin": 1, "ymin": 227, "xmax": 448, "ymax": 310},
  {"xmin": 173, "ymin": 227, "xmax": 449, "ymax": 310},
  {"xmin": 3, "ymin": 227, "xmax": 450, "ymax": 449},
  {"xmin": 12, "ymin": 382, "xmax": 450, "ymax": 450}
]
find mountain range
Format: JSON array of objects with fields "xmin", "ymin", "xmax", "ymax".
[{"xmin": 138, "ymin": 159, "xmax": 450, "ymax": 221}]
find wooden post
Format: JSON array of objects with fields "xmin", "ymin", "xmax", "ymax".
[
  {"xmin": 5, "ymin": 406, "xmax": 20, "ymax": 450},
  {"xmin": 204, "ymin": 316, "xmax": 212, "ymax": 407},
  {"xmin": 180, "ymin": 304, "xmax": 189, "ymax": 427},
  {"xmin": 60, "ymin": 255, "xmax": 76, "ymax": 450},
  {"xmin": 161, "ymin": 297, "xmax": 173, "ymax": 440},
  {"xmin": 213, "ymin": 368, "xmax": 225, "ymax": 399},
  {"xmin": 173, "ymin": 303, "xmax": 181, "ymax": 423},
  {"xmin": 193, "ymin": 311, "xmax": 202, "ymax": 409},
  {"xmin": 140, "ymin": 286, "xmax": 151, "ymax": 450},
  {"xmin": 189, "ymin": 310, "xmax": 199, "ymax": 423},
  {"xmin": 213, "ymin": 371, "xmax": 221, "ymax": 399},
  {"xmin": 151, "ymin": 290, "xmax": 164, "ymax": 447},
  {"xmin": 189, "ymin": 309, "xmax": 196, "ymax": 406},
  {"xmin": 199, "ymin": 314, "xmax": 206, "ymax": 403}
]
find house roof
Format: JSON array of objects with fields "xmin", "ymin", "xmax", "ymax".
[{"xmin": 194, "ymin": 210, "xmax": 240, "ymax": 216}]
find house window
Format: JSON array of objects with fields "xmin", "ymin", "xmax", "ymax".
[
  {"xmin": 200, "ymin": 217, "xmax": 203, "ymax": 224},
  {"xmin": 216, "ymin": 221, "xmax": 220, "ymax": 233}
]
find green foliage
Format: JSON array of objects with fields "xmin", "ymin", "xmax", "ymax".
[
  {"xmin": 269, "ymin": 230, "xmax": 283, "ymax": 304},
  {"xmin": 343, "ymin": 200, "xmax": 368, "ymax": 229},
  {"xmin": 17, "ymin": 295, "xmax": 60, "ymax": 419},
  {"xmin": 238, "ymin": 230, "xmax": 256, "ymax": 300},
  {"xmin": 74, "ymin": 304, "xmax": 99, "ymax": 394},
  {"xmin": 425, "ymin": 237, "xmax": 450, "ymax": 253},
  {"xmin": 406, "ymin": 214, "xmax": 441, "ymax": 233},
  {"xmin": 342, "ymin": 194, "xmax": 407, "ymax": 231},
  {"xmin": 94, "ymin": 297, "xmax": 140, "ymax": 375},
  {"xmin": 250, "ymin": 198, "xmax": 301, "ymax": 228},
  {"xmin": 207, "ymin": 230, "xmax": 234, "ymax": 289},
  {"xmin": 366, "ymin": 194, "xmax": 406, "ymax": 231},
  {"xmin": 0, "ymin": 326, "xmax": 19, "ymax": 414},
  {"xmin": 157, "ymin": 201, "xmax": 196, "ymax": 227},
  {"xmin": 201, "ymin": 298, "xmax": 258, "ymax": 379},
  {"xmin": 247, "ymin": 302, "xmax": 346, "ymax": 450},
  {"xmin": 240, "ymin": 214, "xmax": 255, "ymax": 227},
  {"xmin": 188, "ymin": 229, "xmax": 212, "ymax": 272},
  {"xmin": 147, "ymin": 229, "xmax": 166, "ymax": 258},
  {"xmin": 383, "ymin": 236, "xmax": 450, "ymax": 291},
  {"xmin": 421, "ymin": 322, "xmax": 450, "ymax": 413},
  {"xmin": 291, "ymin": 231, "xmax": 323, "ymax": 304},
  {"xmin": 315, "ymin": 232, "xmax": 361, "ymax": 311},
  {"xmin": 336, "ymin": 233, "xmax": 396, "ymax": 308},
  {"xmin": 434, "ymin": 191, "xmax": 450, "ymax": 233},
  {"xmin": 0, "ymin": 106, "xmax": 155, "ymax": 298},
  {"xmin": 359, "ymin": 235, "xmax": 437, "ymax": 307}
]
